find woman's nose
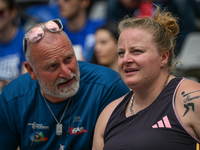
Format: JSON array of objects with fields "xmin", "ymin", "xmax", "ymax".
[{"xmin": 123, "ymin": 52, "xmax": 134, "ymax": 64}]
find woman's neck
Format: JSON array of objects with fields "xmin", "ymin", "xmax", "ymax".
[{"xmin": 133, "ymin": 74, "xmax": 172, "ymax": 107}]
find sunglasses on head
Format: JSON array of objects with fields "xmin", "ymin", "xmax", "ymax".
[{"xmin": 23, "ymin": 19, "xmax": 63, "ymax": 54}]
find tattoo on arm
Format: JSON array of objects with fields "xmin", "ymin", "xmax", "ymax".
[
  {"xmin": 183, "ymin": 103, "xmax": 194, "ymax": 117},
  {"xmin": 181, "ymin": 90, "xmax": 200, "ymax": 117}
]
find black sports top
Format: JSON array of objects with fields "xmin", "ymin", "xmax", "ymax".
[{"xmin": 104, "ymin": 77, "xmax": 200, "ymax": 150}]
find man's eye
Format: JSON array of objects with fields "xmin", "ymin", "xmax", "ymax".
[
  {"xmin": 64, "ymin": 56, "xmax": 73, "ymax": 63},
  {"xmin": 49, "ymin": 64, "xmax": 56, "ymax": 69},
  {"xmin": 66, "ymin": 57, "xmax": 72, "ymax": 60},
  {"xmin": 118, "ymin": 52, "xmax": 124, "ymax": 56}
]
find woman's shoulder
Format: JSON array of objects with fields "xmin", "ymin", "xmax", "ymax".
[
  {"xmin": 93, "ymin": 94, "xmax": 126, "ymax": 150},
  {"xmin": 178, "ymin": 78, "xmax": 200, "ymax": 94},
  {"xmin": 175, "ymin": 77, "xmax": 200, "ymax": 106}
]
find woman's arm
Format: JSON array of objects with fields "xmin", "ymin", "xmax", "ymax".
[
  {"xmin": 92, "ymin": 96, "xmax": 125, "ymax": 150},
  {"xmin": 175, "ymin": 78, "xmax": 200, "ymax": 140}
]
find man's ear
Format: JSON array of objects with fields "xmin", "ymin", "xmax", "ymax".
[
  {"xmin": 24, "ymin": 61, "xmax": 37, "ymax": 80},
  {"xmin": 160, "ymin": 51, "xmax": 169, "ymax": 67}
]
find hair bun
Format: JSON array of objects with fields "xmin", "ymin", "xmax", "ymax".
[{"xmin": 154, "ymin": 6, "xmax": 179, "ymax": 38}]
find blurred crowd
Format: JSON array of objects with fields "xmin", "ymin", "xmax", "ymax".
[{"xmin": 1, "ymin": 0, "xmax": 200, "ymax": 93}]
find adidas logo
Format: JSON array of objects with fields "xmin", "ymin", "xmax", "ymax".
[{"xmin": 152, "ymin": 115, "xmax": 172, "ymax": 128}]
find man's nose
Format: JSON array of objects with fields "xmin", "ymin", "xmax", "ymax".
[{"xmin": 59, "ymin": 64, "xmax": 71, "ymax": 79}]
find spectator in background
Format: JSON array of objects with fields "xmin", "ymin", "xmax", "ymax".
[
  {"xmin": 151, "ymin": 0, "xmax": 200, "ymax": 56},
  {"xmin": 0, "ymin": 0, "xmax": 26, "ymax": 93},
  {"xmin": 190, "ymin": 0, "xmax": 200, "ymax": 20},
  {"xmin": 106, "ymin": 0, "xmax": 154, "ymax": 23},
  {"xmin": 57, "ymin": 0, "xmax": 105, "ymax": 62},
  {"xmin": 91, "ymin": 22, "xmax": 119, "ymax": 72},
  {"xmin": 20, "ymin": 0, "xmax": 60, "ymax": 31}
]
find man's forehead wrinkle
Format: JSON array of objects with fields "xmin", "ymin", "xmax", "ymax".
[
  {"xmin": 43, "ymin": 52, "xmax": 73, "ymax": 66},
  {"xmin": 30, "ymin": 33, "xmax": 72, "ymax": 62}
]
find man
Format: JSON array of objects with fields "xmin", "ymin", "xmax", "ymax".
[
  {"xmin": 57, "ymin": 0, "xmax": 105, "ymax": 62},
  {"xmin": 0, "ymin": 0, "xmax": 27, "ymax": 93},
  {"xmin": 0, "ymin": 19, "xmax": 129, "ymax": 150}
]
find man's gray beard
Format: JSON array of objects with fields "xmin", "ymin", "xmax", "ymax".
[{"xmin": 37, "ymin": 67, "xmax": 80, "ymax": 99}]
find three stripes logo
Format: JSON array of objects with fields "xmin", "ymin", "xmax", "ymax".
[{"xmin": 152, "ymin": 115, "xmax": 172, "ymax": 128}]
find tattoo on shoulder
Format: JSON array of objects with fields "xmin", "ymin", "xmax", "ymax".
[{"xmin": 181, "ymin": 90, "xmax": 200, "ymax": 117}]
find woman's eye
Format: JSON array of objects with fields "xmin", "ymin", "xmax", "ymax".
[{"xmin": 134, "ymin": 49, "xmax": 142, "ymax": 53}]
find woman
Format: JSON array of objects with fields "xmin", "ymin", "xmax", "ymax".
[
  {"xmin": 91, "ymin": 22, "xmax": 119, "ymax": 72},
  {"xmin": 92, "ymin": 5, "xmax": 200, "ymax": 150}
]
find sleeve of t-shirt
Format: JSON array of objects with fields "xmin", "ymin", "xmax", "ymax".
[{"xmin": 0, "ymin": 92, "xmax": 19, "ymax": 149}]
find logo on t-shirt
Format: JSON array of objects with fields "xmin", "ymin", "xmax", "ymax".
[
  {"xmin": 69, "ymin": 126, "xmax": 87, "ymax": 135},
  {"xmin": 29, "ymin": 131, "xmax": 48, "ymax": 142},
  {"xmin": 152, "ymin": 115, "xmax": 172, "ymax": 128}
]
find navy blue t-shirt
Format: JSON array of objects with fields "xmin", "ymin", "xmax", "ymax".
[{"xmin": 0, "ymin": 61, "xmax": 129, "ymax": 150}]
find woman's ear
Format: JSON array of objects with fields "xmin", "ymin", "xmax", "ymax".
[
  {"xmin": 24, "ymin": 61, "xmax": 37, "ymax": 80},
  {"xmin": 160, "ymin": 51, "xmax": 169, "ymax": 67}
]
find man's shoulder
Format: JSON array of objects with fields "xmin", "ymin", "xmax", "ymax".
[
  {"xmin": 1, "ymin": 73, "xmax": 38, "ymax": 102},
  {"xmin": 78, "ymin": 61, "xmax": 119, "ymax": 75},
  {"xmin": 78, "ymin": 61, "xmax": 122, "ymax": 85}
]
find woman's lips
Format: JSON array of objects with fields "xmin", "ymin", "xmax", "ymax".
[{"xmin": 124, "ymin": 68, "xmax": 138, "ymax": 75}]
